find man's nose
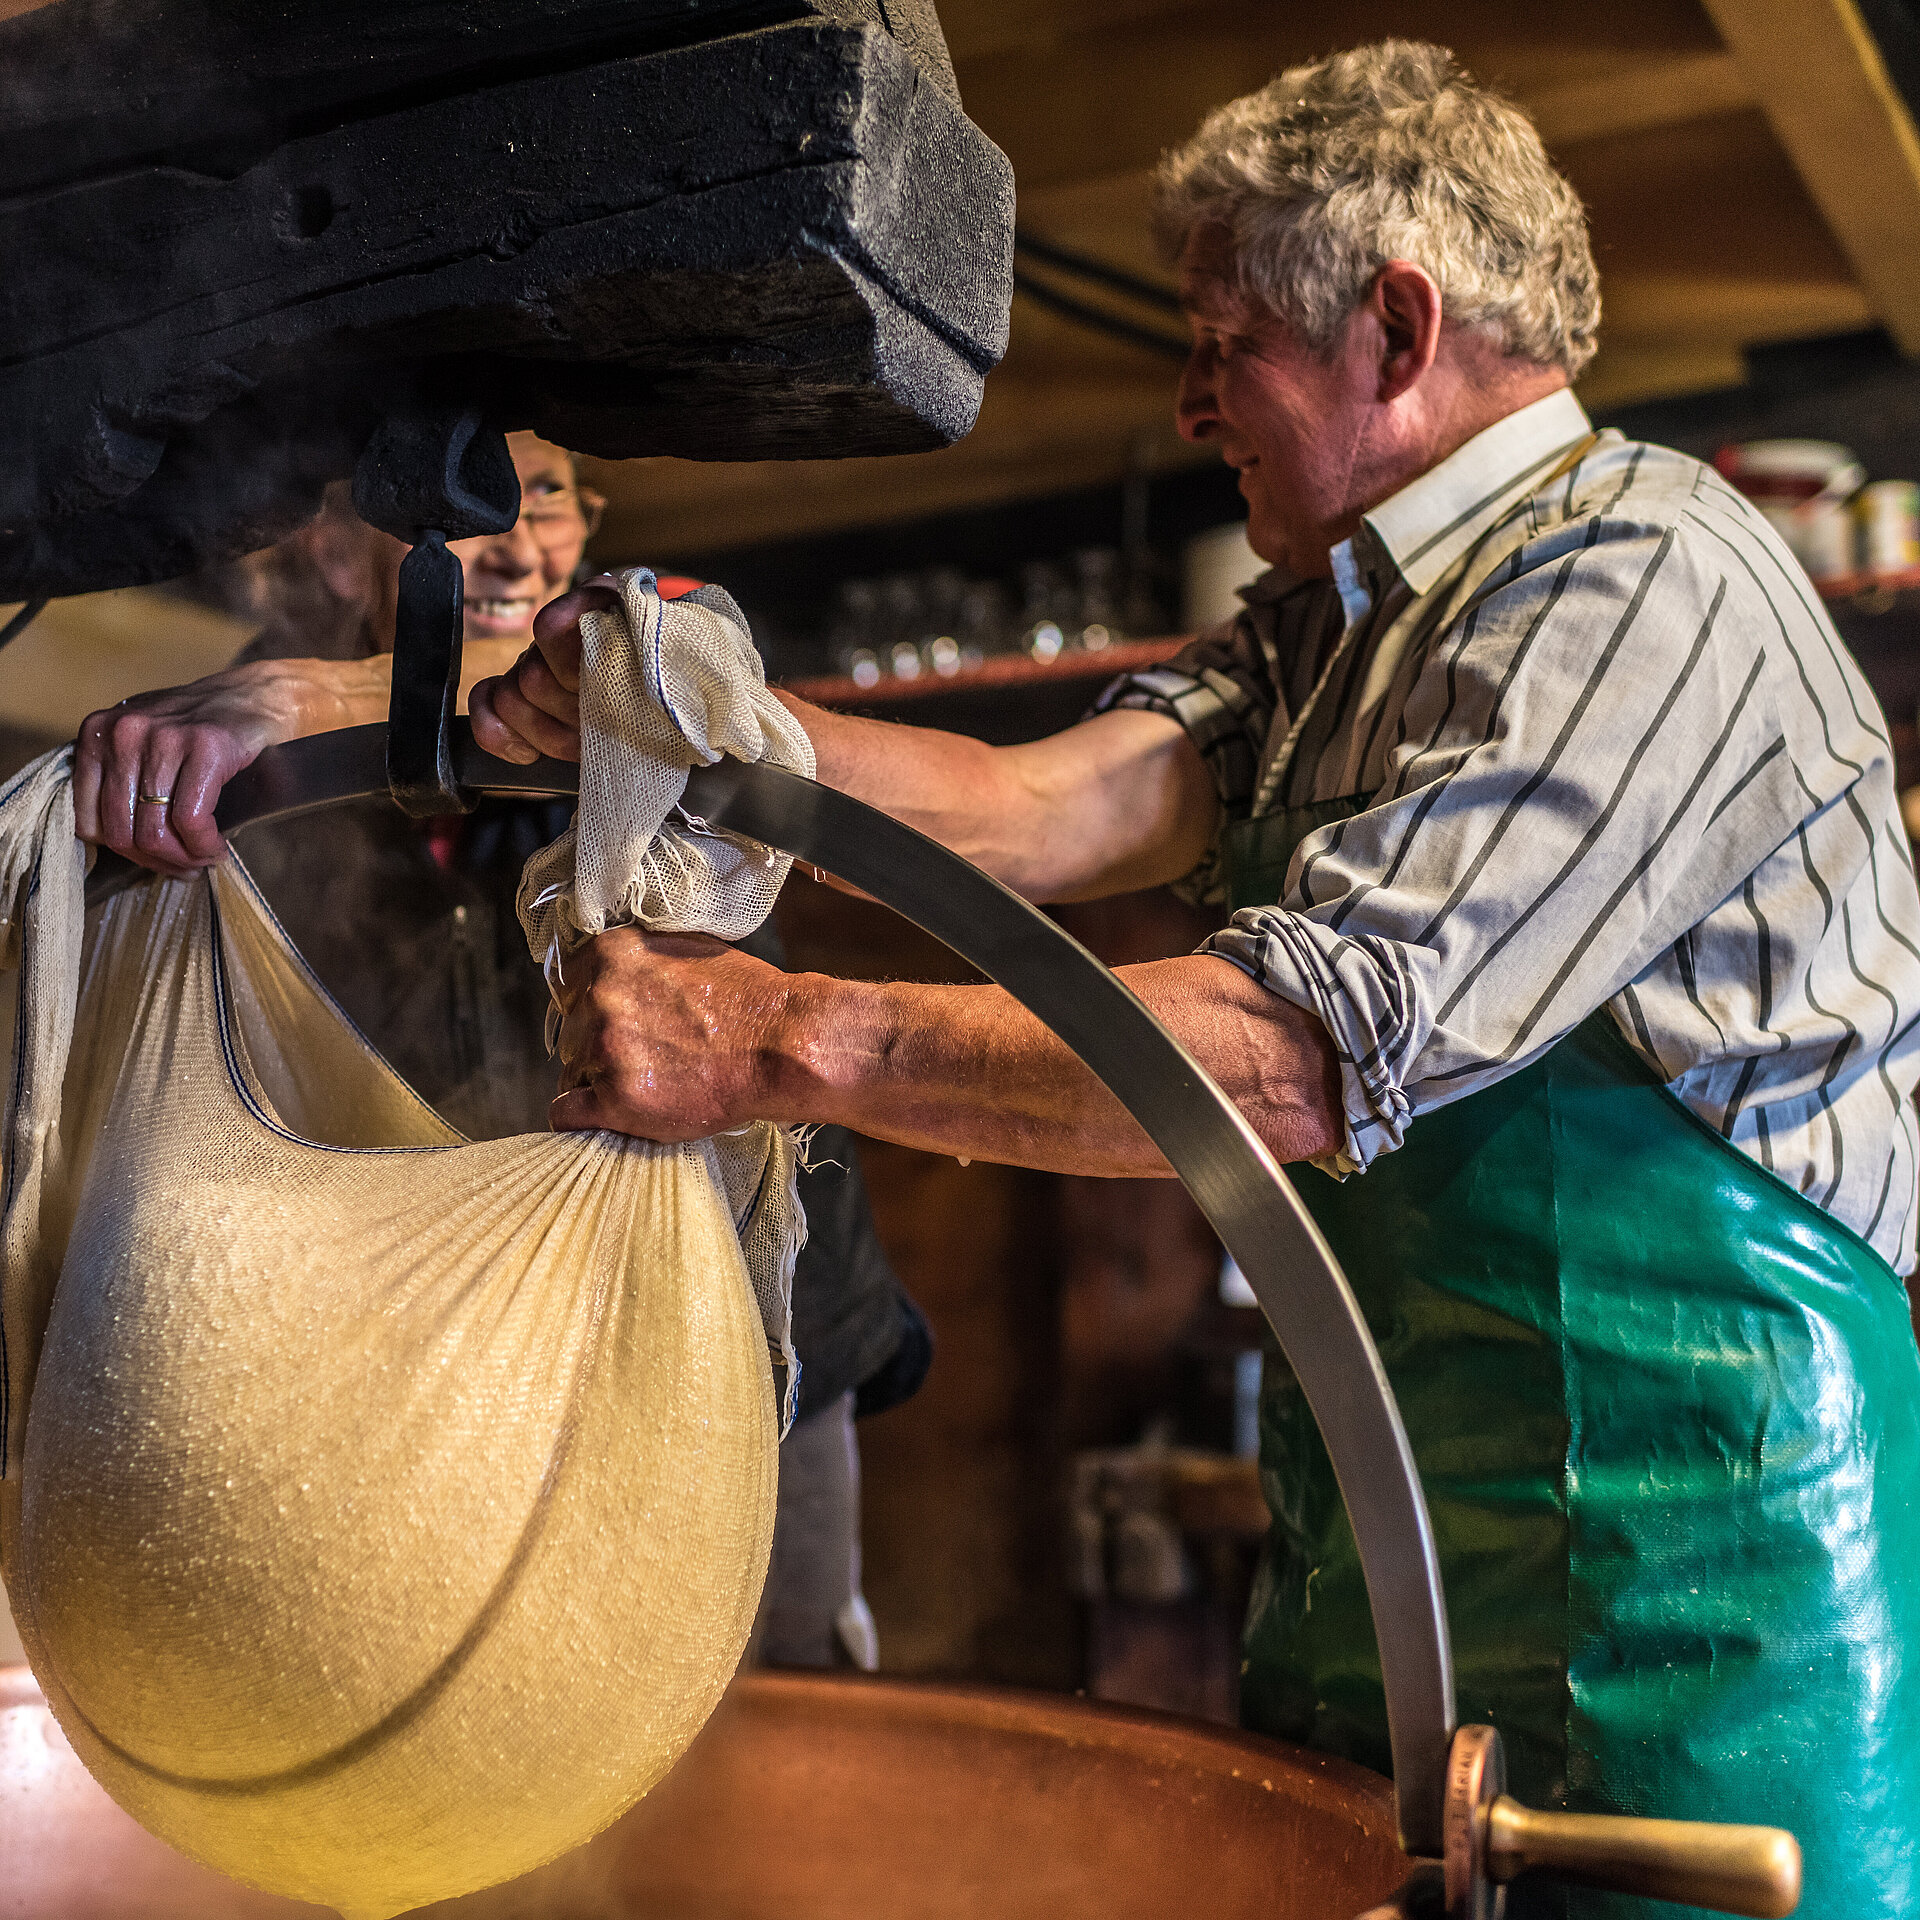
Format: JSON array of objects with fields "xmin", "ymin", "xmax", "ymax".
[
  {"xmin": 476, "ymin": 518, "xmax": 543, "ymax": 575},
  {"xmin": 1174, "ymin": 344, "xmax": 1219, "ymax": 443}
]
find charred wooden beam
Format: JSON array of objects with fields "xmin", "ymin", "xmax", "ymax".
[{"xmin": 0, "ymin": 3, "xmax": 1010, "ymax": 598}]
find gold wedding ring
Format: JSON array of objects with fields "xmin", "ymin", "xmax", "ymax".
[{"xmin": 135, "ymin": 791, "xmax": 172, "ymax": 806}]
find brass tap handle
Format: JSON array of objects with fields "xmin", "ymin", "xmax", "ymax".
[
  {"xmin": 1484, "ymin": 1797, "xmax": 1801, "ymax": 1918},
  {"xmin": 1442, "ymin": 1727, "xmax": 1801, "ymax": 1920}
]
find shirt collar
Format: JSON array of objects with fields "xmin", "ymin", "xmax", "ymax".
[{"xmin": 1354, "ymin": 387, "xmax": 1593, "ymax": 595}]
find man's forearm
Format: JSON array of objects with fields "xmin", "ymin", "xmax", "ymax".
[
  {"xmin": 482, "ymin": 588, "xmax": 1218, "ymax": 902},
  {"xmin": 775, "ymin": 693, "xmax": 1218, "ymax": 904},
  {"xmin": 770, "ymin": 953, "xmax": 1344, "ymax": 1175},
  {"xmin": 776, "ymin": 694, "xmax": 1021, "ymax": 871}
]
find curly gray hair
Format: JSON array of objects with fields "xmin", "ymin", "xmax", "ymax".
[{"xmin": 1153, "ymin": 41, "xmax": 1600, "ymax": 377}]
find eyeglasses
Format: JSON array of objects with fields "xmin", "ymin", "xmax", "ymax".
[{"xmin": 517, "ymin": 486, "xmax": 606, "ymax": 543}]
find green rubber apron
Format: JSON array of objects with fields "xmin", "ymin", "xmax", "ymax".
[{"xmin": 1226, "ymin": 798, "xmax": 1920, "ymax": 1919}]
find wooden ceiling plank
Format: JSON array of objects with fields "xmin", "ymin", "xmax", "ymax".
[
  {"xmin": 588, "ymin": 376, "xmax": 1199, "ymax": 555},
  {"xmin": 945, "ymin": 0, "xmax": 1724, "ymax": 72},
  {"xmin": 1698, "ymin": 0, "xmax": 1920, "ymax": 353},
  {"xmin": 1575, "ymin": 342, "xmax": 1750, "ymax": 411},
  {"xmin": 1525, "ymin": 48, "xmax": 1750, "ymax": 149},
  {"xmin": 1568, "ymin": 107, "xmax": 1857, "ymax": 279},
  {"xmin": 956, "ymin": 4, "xmax": 1752, "ymax": 192},
  {"xmin": 940, "ymin": 0, "xmax": 1196, "ymax": 64},
  {"xmin": 1597, "ymin": 271, "xmax": 1871, "ymax": 341},
  {"xmin": 583, "ymin": 1, "xmax": 1891, "ymax": 558}
]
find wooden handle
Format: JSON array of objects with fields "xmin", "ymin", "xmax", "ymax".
[{"xmin": 1485, "ymin": 1796, "xmax": 1801, "ymax": 1917}]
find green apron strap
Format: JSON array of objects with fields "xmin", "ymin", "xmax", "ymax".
[{"xmin": 1221, "ymin": 796, "xmax": 1366, "ymax": 914}]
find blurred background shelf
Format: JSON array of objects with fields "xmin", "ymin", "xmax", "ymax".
[{"xmin": 784, "ymin": 636, "xmax": 1188, "ymax": 742}]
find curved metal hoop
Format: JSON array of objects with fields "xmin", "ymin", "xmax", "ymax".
[{"xmin": 210, "ymin": 723, "xmax": 1458, "ymax": 1853}]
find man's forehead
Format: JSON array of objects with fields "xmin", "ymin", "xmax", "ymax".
[
  {"xmin": 1177, "ymin": 228, "xmax": 1248, "ymax": 322},
  {"xmin": 508, "ymin": 430, "xmax": 574, "ymax": 479}
]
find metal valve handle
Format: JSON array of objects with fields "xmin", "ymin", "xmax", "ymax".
[
  {"xmin": 1487, "ymin": 1799, "xmax": 1800, "ymax": 1913},
  {"xmin": 1443, "ymin": 1726, "xmax": 1799, "ymax": 1920},
  {"xmin": 350, "ymin": 405, "xmax": 521, "ymax": 817}
]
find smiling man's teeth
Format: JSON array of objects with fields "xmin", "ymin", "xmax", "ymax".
[{"xmin": 471, "ymin": 597, "xmax": 535, "ymax": 617}]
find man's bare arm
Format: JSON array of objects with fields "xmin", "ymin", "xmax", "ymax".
[
  {"xmin": 547, "ymin": 928, "xmax": 1342, "ymax": 1174},
  {"xmin": 471, "ymin": 583, "xmax": 1220, "ymax": 903},
  {"xmin": 771, "ymin": 697, "xmax": 1216, "ymax": 903}
]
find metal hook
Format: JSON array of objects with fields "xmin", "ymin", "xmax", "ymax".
[
  {"xmin": 351, "ymin": 405, "xmax": 519, "ymax": 816},
  {"xmin": 387, "ymin": 530, "xmax": 468, "ymax": 816}
]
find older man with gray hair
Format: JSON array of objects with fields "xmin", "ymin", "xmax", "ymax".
[{"xmin": 100, "ymin": 38, "xmax": 1920, "ymax": 1919}]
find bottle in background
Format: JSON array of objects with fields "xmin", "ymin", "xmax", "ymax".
[
  {"xmin": 1074, "ymin": 547, "xmax": 1123, "ymax": 653},
  {"xmin": 1857, "ymin": 481, "xmax": 1920, "ymax": 583},
  {"xmin": 828, "ymin": 578, "xmax": 882, "ymax": 689},
  {"xmin": 1018, "ymin": 560, "xmax": 1073, "ymax": 663}
]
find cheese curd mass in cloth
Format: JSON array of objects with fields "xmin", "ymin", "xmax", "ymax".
[{"xmin": 0, "ymin": 572, "xmax": 815, "ymax": 1917}]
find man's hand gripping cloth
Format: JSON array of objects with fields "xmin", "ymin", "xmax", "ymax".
[
  {"xmin": 517, "ymin": 569, "xmax": 817, "ymax": 1426},
  {"xmin": 0, "ymin": 576, "xmax": 810, "ymax": 1918}
]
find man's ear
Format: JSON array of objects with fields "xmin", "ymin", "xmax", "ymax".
[{"xmin": 1370, "ymin": 261, "xmax": 1443, "ymax": 402}]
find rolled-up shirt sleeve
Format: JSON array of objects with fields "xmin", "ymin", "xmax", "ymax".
[
  {"xmin": 1093, "ymin": 624, "xmax": 1276, "ymax": 905},
  {"xmin": 1203, "ymin": 522, "xmax": 1803, "ymax": 1175}
]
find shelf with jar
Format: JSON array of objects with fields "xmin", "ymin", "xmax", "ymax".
[
  {"xmin": 781, "ymin": 543, "xmax": 1193, "ymax": 739},
  {"xmin": 1719, "ymin": 442, "xmax": 1920, "ymax": 603},
  {"xmin": 1714, "ymin": 442, "xmax": 1920, "ymax": 847},
  {"xmin": 784, "ymin": 631, "xmax": 1188, "ymax": 709}
]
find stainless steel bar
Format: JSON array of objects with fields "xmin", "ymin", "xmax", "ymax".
[{"xmin": 205, "ymin": 723, "xmax": 1459, "ymax": 1855}]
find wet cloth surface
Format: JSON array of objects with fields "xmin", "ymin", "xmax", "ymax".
[
  {"xmin": 1, "ymin": 831, "xmax": 781, "ymax": 1918},
  {"xmin": 0, "ymin": 576, "xmax": 829, "ymax": 1915},
  {"xmin": 236, "ymin": 798, "xmax": 925, "ymax": 1421}
]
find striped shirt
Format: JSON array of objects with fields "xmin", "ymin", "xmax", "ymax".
[{"xmin": 1101, "ymin": 388, "xmax": 1920, "ymax": 1273}]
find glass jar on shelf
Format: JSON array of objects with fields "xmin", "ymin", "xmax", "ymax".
[
  {"xmin": 925, "ymin": 634, "xmax": 963, "ymax": 677},
  {"xmin": 957, "ymin": 579, "xmax": 1010, "ymax": 665},
  {"xmin": 1122, "ymin": 551, "xmax": 1167, "ymax": 639},
  {"xmin": 916, "ymin": 565, "xmax": 970, "ymax": 678},
  {"xmin": 876, "ymin": 573, "xmax": 926, "ymax": 679},
  {"xmin": 1073, "ymin": 547, "xmax": 1124, "ymax": 653},
  {"xmin": 827, "ymin": 578, "xmax": 883, "ymax": 688},
  {"xmin": 1018, "ymin": 560, "xmax": 1073, "ymax": 664}
]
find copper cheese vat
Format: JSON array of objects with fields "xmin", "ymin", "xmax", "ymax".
[{"xmin": 2, "ymin": 1662, "xmax": 1407, "ymax": 1918}]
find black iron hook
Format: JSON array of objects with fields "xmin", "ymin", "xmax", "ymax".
[{"xmin": 351, "ymin": 405, "xmax": 519, "ymax": 816}]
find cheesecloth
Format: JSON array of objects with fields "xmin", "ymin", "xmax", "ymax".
[{"xmin": 0, "ymin": 573, "xmax": 812, "ymax": 1918}]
